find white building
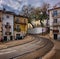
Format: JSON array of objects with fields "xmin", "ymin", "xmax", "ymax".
[
  {"xmin": 49, "ymin": 7, "xmax": 60, "ymax": 40},
  {"xmin": 2, "ymin": 11, "xmax": 14, "ymax": 40}
]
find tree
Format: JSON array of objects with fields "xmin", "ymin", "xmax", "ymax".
[
  {"xmin": 40, "ymin": 2, "xmax": 50, "ymax": 34},
  {"xmin": 22, "ymin": 5, "xmax": 33, "ymax": 20},
  {"xmin": 40, "ymin": 2, "xmax": 50, "ymax": 26},
  {"xmin": 21, "ymin": 3, "xmax": 50, "ymax": 28},
  {"xmin": 21, "ymin": 5, "xmax": 36, "ymax": 28},
  {"xmin": 41, "ymin": 2, "xmax": 50, "ymax": 12}
]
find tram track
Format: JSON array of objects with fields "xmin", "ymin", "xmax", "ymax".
[
  {"xmin": 9, "ymin": 35, "xmax": 53, "ymax": 59},
  {"xmin": 0, "ymin": 35, "xmax": 54, "ymax": 59}
]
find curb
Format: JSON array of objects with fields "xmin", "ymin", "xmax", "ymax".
[{"xmin": 42, "ymin": 47, "xmax": 56, "ymax": 59}]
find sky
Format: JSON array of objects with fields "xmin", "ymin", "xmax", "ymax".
[
  {"xmin": 26, "ymin": 0, "xmax": 60, "ymax": 7},
  {"xmin": 0, "ymin": 0, "xmax": 60, "ymax": 13}
]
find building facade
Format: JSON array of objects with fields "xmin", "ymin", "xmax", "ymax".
[
  {"xmin": 0, "ymin": 10, "xmax": 28, "ymax": 41},
  {"xmin": 14, "ymin": 15, "xmax": 28, "ymax": 40},
  {"xmin": 49, "ymin": 7, "xmax": 60, "ymax": 40},
  {"xmin": 2, "ymin": 11, "xmax": 14, "ymax": 41},
  {"xmin": 0, "ymin": 11, "xmax": 3, "ymax": 41}
]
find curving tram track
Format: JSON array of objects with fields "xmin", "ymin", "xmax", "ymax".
[{"xmin": 0, "ymin": 35, "xmax": 54, "ymax": 59}]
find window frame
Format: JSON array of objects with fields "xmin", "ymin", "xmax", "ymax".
[
  {"xmin": 15, "ymin": 18, "xmax": 20, "ymax": 23},
  {"xmin": 6, "ymin": 15, "xmax": 9, "ymax": 18},
  {"xmin": 53, "ymin": 19, "xmax": 57, "ymax": 23},
  {"xmin": 53, "ymin": 10, "xmax": 57, "ymax": 16}
]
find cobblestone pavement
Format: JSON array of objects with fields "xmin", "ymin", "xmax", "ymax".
[{"xmin": 0, "ymin": 35, "xmax": 53, "ymax": 59}]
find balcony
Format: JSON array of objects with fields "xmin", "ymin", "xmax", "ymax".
[
  {"xmin": 53, "ymin": 22, "xmax": 60, "ymax": 26},
  {"xmin": 5, "ymin": 32, "xmax": 11, "ymax": 35},
  {"xmin": 15, "ymin": 21, "xmax": 20, "ymax": 24},
  {"xmin": 14, "ymin": 28, "xmax": 21, "ymax": 32},
  {"xmin": 53, "ymin": 29, "xmax": 59, "ymax": 34},
  {"xmin": 15, "ymin": 20, "xmax": 27, "ymax": 24},
  {"xmin": 20, "ymin": 22, "xmax": 27, "ymax": 25}
]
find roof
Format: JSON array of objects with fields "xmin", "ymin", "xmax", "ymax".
[
  {"xmin": 14, "ymin": 14, "xmax": 28, "ymax": 18},
  {"xmin": 0, "ymin": 10, "xmax": 15, "ymax": 15},
  {"xmin": 0, "ymin": 10, "xmax": 28, "ymax": 18},
  {"xmin": 48, "ymin": 7, "xmax": 60, "ymax": 11}
]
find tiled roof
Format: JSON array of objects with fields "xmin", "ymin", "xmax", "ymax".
[{"xmin": 48, "ymin": 7, "xmax": 60, "ymax": 11}]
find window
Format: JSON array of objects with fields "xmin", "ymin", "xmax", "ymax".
[
  {"xmin": 15, "ymin": 18, "xmax": 20, "ymax": 23},
  {"xmin": 5, "ymin": 22, "xmax": 11, "ymax": 29},
  {"xmin": 24, "ymin": 19, "xmax": 26, "ymax": 23},
  {"xmin": 16, "ymin": 25, "xmax": 19, "ymax": 29},
  {"xmin": 6, "ymin": 15, "xmax": 9, "ymax": 18},
  {"xmin": 5, "ymin": 32, "xmax": 11, "ymax": 35},
  {"xmin": 16, "ymin": 25, "xmax": 21, "ymax": 32},
  {"xmin": 53, "ymin": 10, "xmax": 57, "ymax": 16},
  {"xmin": 53, "ymin": 19, "xmax": 57, "ymax": 23}
]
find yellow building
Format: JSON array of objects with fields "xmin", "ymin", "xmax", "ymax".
[
  {"xmin": 14, "ymin": 15, "xmax": 28, "ymax": 39},
  {"xmin": 0, "ymin": 10, "xmax": 28, "ymax": 41}
]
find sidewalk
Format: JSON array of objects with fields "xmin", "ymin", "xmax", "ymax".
[
  {"xmin": 39, "ymin": 32, "xmax": 60, "ymax": 59},
  {"xmin": 0, "ymin": 35, "xmax": 34, "ymax": 50},
  {"xmin": 40, "ymin": 32, "xmax": 60, "ymax": 50}
]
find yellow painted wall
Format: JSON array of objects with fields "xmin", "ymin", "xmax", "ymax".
[
  {"xmin": 20, "ymin": 17, "xmax": 28, "ymax": 33},
  {"xmin": 14, "ymin": 16, "xmax": 28, "ymax": 33},
  {"xmin": 20, "ymin": 24, "xmax": 27, "ymax": 32}
]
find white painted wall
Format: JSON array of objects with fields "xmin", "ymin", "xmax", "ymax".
[
  {"xmin": 2, "ymin": 14, "xmax": 14, "ymax": 36},
  {"xmin": 49, "ymin": 11, "xmax": 53, "ymax": 30},
  {"xmin": 28, "ymin": 27, "xmax": 46, "ymax": 34},
  {"xmin": 58, "ymin": 35, "xmax": 60, "ymax": 40},
  {"xmin": 49, "ymin": 9, "xmax": 60, "ymax": 40},
  {"xmin": 49, "ymin": 9, "xmax": 60, "ymax": 27},
  {"xmin": 58, "ymin": 27, "xmax": 60, "ymax": 33},
  {"xmin": 57, "ymin": 18, "xmax": 60, "ymax": 23},
  {"xmin": 57, "ymin": 9, "xmax": 60, "ymax": 14}
]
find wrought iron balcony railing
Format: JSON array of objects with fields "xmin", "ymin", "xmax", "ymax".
[{"xmin": 53, "ymin": 29, "xmax": 59, "ymax": 34}]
